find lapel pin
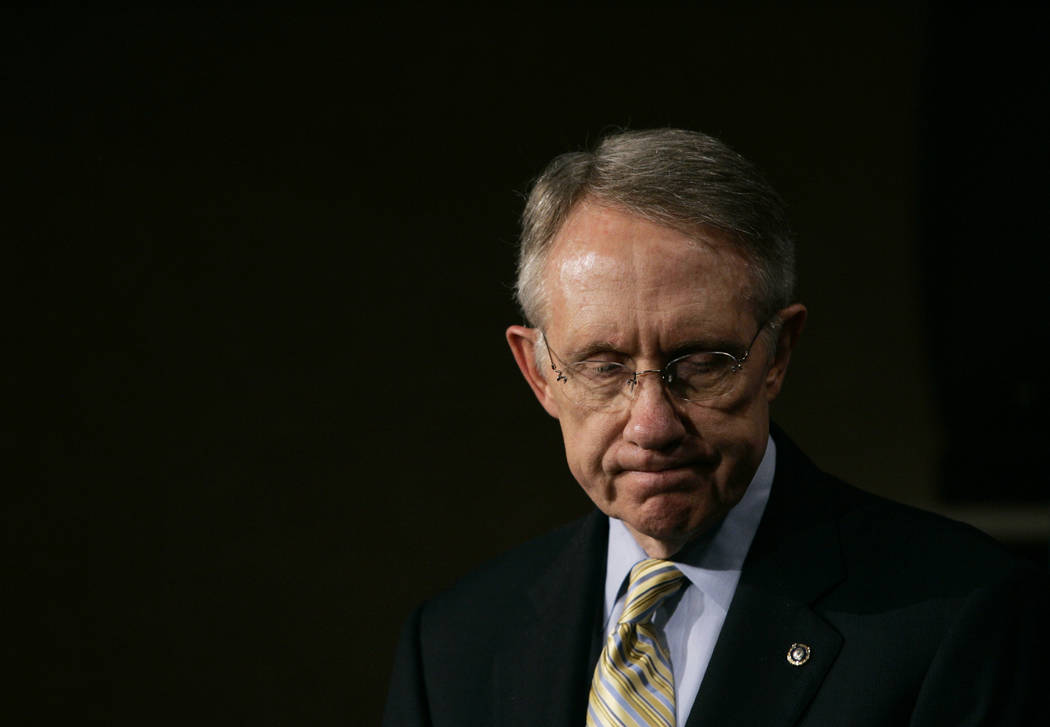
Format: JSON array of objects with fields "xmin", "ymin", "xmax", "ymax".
[{"xmin": 786, "ymin": 642, "xmax": 811, "ymax": 666}]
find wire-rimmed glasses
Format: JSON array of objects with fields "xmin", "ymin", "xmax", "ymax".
[{"xmin": 541, "ymin": 320, "xmax": 771, "ymax": 409}]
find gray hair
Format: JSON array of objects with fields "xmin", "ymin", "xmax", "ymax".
[{"xmin": 514, "ymin": 128, "xmax": 796, "ymax": 329}]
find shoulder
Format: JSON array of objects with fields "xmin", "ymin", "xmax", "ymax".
[
  {"xmin": 761, "ymin": 427, "xmax": 1050, "ymax": 723},
  {"xmin": 385, "ymin": 512, "xmax": 609, "ymax": 725},
  {"xmin": 840, "ymin": 486, "xmax": 1021, "ymax": 584},
  {"xmin": 419, "ymin": 510, "xmax": 607, "ymax": 630},
  {"xmin": 771, "ymin": 425, "xmax": 1046, "ymax": 614}
]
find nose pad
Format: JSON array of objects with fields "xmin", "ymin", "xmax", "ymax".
[{"xmin": 626, "ymin": 369, "xmax": 669, "ymax": 397}]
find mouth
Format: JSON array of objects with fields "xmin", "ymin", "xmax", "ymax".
[
  {"xmin": 628, "ymin": 459, "xmax": 696, "ymax": 473},
  {"xmin": 619, "ymin": 464, "xmax": 706, "ymax": 492},
  {"xmin": 612, "ymin": 450, "xmax": 719, "ymax": 494}
]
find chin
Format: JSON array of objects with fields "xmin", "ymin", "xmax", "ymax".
[{"xmin": 625, "ymin": 499, "xmax": 716, "ymax": 546}]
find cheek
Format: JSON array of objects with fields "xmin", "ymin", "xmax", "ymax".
[
  {"xmin": 707, "ymin": 410, "xmax": 769, "ymax": 486},
  {"xmin": 559, "ymin": 411, "xmax": 622, "ymax": 477},
  {"xmin": 686, "ymin": 397, "xmax": 769, "ymax": 469},
  {"xmin": 703, "ymin": 372, "xmax": 772, "ymax": 427}
]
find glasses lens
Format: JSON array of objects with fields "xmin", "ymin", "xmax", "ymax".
[
  {"xmin": 565, "ymin": 361, "xmax": 631, "ymax": 406},
  {"xmin": 551, "ymin": 349, "xmax": 743, "ymax": 408},
  {"xmin": 668, "ymin": 352, "xmax": 739, "ymax": 401}
]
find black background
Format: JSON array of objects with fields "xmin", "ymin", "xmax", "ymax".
[{"xmin": 6, "ymin": 6, "xmax": 1047, "ymax": 725}]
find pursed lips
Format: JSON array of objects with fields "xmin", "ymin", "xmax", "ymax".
[
  {"xmin": 625, "ymin": 460, "xmax": 695, "ymax": 472},
  {"xmin": 613, "ymin": 454, "xmax": 717, "ymax": 491},
  {"xmin": 616, "ymin": 451, "xmax": 715, "ymax": 473}
]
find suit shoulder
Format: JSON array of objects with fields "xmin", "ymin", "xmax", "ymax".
[
  {"xmin": 773, "ymin": 428, "xmax": 1031, "ymax": 589},
  {"xmin": 800, "ymin": 472, "xmax": 1047, "ymax": 616},
  {"xmin": 839, "ymin": 481, "xmax": 1027, "ymax": 583},
  {"xmin": 421, "ymin": 511, "xmax": 605, "ymax": 626}
]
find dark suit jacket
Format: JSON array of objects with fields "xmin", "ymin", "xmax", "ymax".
[{"xmin": 383, "ymin": 428, "xmax": 1049, "ymax": 725}]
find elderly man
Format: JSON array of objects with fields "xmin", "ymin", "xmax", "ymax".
[{"xmin": 383, "ymin": 129, "xmax": 1047, "ymax": 726}]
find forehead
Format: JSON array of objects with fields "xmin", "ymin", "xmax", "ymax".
[{"xmin": 543, "ymin": 202, "xmax": 756, "ymax": 348}]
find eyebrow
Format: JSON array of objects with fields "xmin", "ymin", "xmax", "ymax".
[
  {"xmin": 666, "ymin": 336, "xmax": 747, "ymax": 358},
  {"xmin": 565, "ymin": 335, "xmax": 746, "ymax": 362},
  {"xmin": 564, "ymin": 341, "xmax": 622, "ymax": 361}
]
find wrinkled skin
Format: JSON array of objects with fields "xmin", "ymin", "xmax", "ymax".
[{"xmin": 507, "ymin": 201, "xmax": 806, "ymax": 557}]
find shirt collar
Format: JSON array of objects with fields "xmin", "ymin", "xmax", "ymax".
[{"xmin": 604, "ymin": 435, "xmax": 776, "ymax": 616}]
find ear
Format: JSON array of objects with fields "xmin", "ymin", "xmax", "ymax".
[
  {"xmin": 506, "ymin": 325, "xmax": 562, "ymax": 419},
  {"xmin": 764, "ymin": 303, "xmax": 807, "ymax": 402}
]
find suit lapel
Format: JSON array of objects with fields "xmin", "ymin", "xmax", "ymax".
[
  {"xmin": 685, "ymin": 429, "xmax": 847, "ymax": 727},
  {"xmin": 489, "ymin": 429, "xmax": 847, "ymax": 727},
  {"xmin": 493, "ymin": 511, "xmax": 608, "ymax": 727}
]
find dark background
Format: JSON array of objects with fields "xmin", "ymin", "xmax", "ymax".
[{"xmin": 6, "ymin": 6, "xmax": 1047, "ymax": 725}]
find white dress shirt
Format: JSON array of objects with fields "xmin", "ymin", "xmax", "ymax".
[{"xmin": 601, "ymin": 435, "xmax": 775, "ymax": 726}]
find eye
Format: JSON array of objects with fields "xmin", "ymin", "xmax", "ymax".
[
  {"xmin": 673, "ymin": 352, "xmax": 733, "ymax": 378},
  {"xmin": 573, "ymin": 360, "xmax": 628, "ymax": 381}
]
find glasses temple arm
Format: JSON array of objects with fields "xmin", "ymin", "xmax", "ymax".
[{"xmin": 540, "ymin": 331, "xmax": 568, "ymax": 382}]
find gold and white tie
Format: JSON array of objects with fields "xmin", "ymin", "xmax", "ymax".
[{"xmin": 587, "ymin": 559, "xmax": 687, "ymax": 727}]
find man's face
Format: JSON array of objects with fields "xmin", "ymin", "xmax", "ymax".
[{"xmin": 507, "ymin": 201, "xmax": 804, "ymax": 557}]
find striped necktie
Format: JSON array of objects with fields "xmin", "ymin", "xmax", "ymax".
[{"xmin": 587, "ymin": 558, "xmax": 687, "ymax": 727}]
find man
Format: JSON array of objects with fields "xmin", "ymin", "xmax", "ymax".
[{"xmin": 383, "ymin": 129, "xmax": 1048, "ymax": 726}]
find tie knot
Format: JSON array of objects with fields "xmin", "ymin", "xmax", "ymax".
[{"xmin": 620, "ymin": 558, "xmax": 687, "ymax": 625}]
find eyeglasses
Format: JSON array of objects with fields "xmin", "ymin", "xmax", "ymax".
[{"xmin": 541, "ymin": 320, "xmax": 771, "ymax": 409}]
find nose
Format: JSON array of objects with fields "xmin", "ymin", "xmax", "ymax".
[{"xmin": 622, "ymin": 372, "xmax": 687, "ymax": 451}]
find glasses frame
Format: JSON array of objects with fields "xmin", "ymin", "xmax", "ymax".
[{"xmin": 541, "ymin": 318, "xmax": 773, "ymax": 405}]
